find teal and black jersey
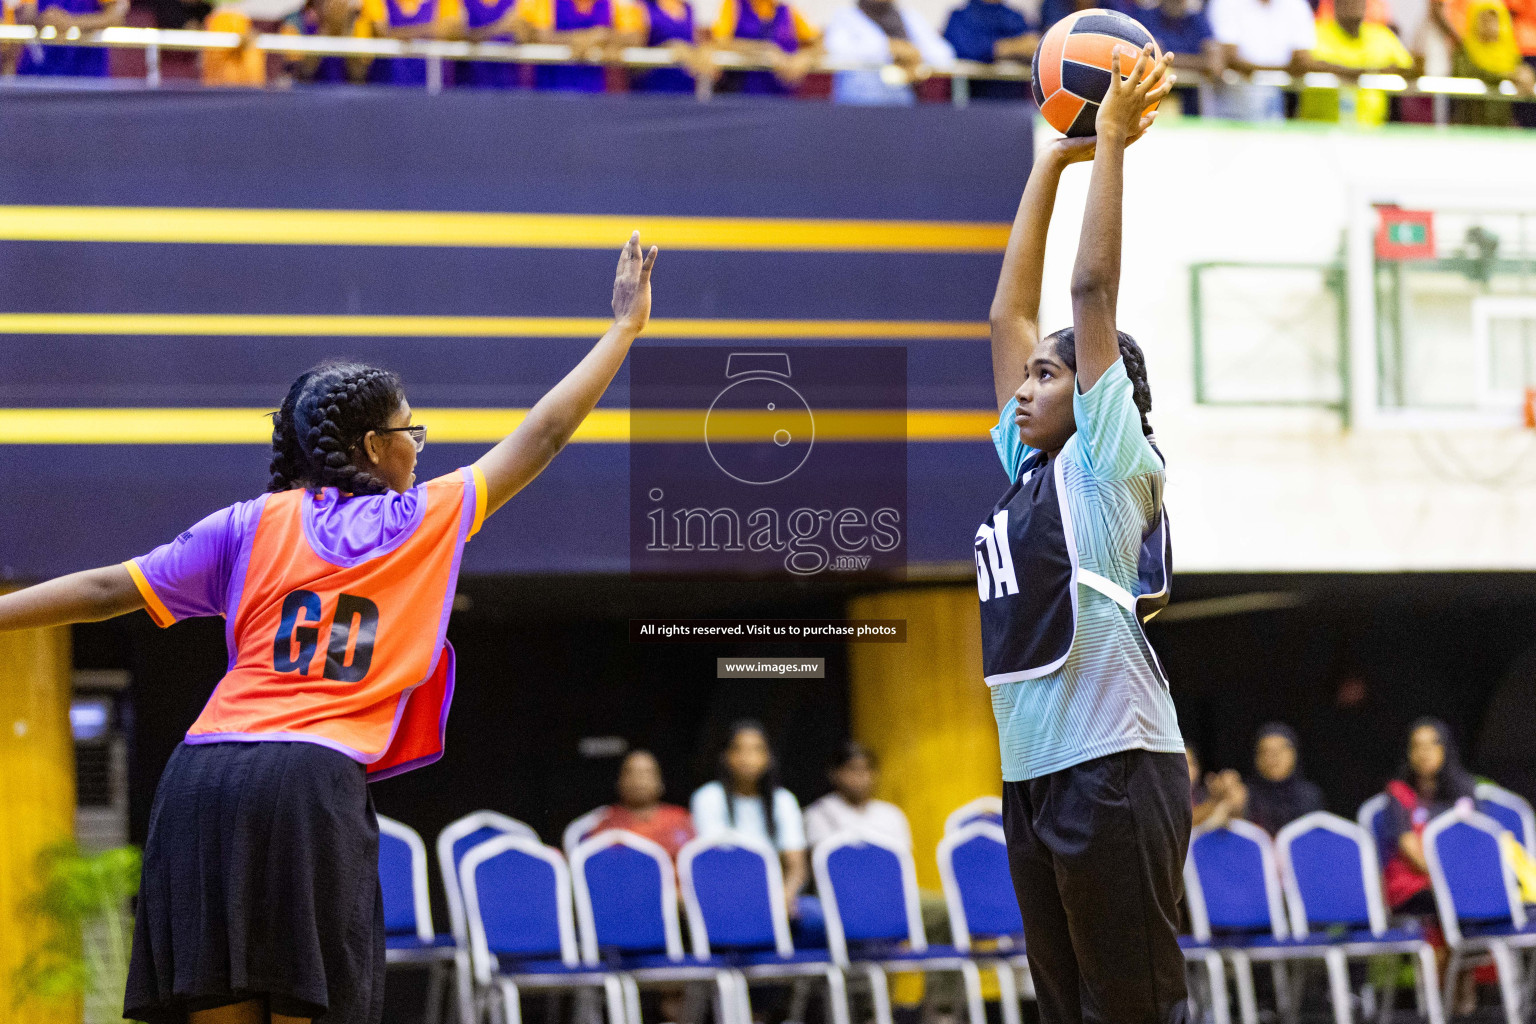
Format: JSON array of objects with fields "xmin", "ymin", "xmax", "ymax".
[{"xmin": 977, "ymin": 357, "xmax": 1183, "ymax": 782}]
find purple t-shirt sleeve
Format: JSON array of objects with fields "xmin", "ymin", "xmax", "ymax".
[{"xmin": 125, "ymin": 501, "xmax": 251, "ymax": 626}]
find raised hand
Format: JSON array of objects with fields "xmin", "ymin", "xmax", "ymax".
[
  {"xmin": 611, "ymin": 230, "xmax": 659, "ymax": 334},
  {"xmin": 1095, "ymin": 44, "xmax": 1174, "ymax": 145}
]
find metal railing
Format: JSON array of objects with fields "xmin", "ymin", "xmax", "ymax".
[{"xmin": 3, "ymin": 22, "xmax": 1534, "ymax": 106}]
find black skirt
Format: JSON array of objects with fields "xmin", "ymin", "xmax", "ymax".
[{"xmin": 125, "ymin": 740, "xmax": 386, "ymax": 1023}]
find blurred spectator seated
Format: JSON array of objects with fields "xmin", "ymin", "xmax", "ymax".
[
  {"xmin": 1243, "ymin": 722, "xmax": 1325, "ymax": 835},
  {"xmin": 1136, "ymin": 0, "xmax": 1226, "ymax": 112},
  {"xmin": 690, "ymin": 720, "xmax": 811, "ymax": 923},
  {"xmin": 805, "ymin": 742, "xmax": 912, "ymax": 849},
  {"xmin": 1208, "ymin": 0, "xmax": 1316, "ymax": 118},
  {"xmin": 355, "ymin": 0, "xmax": 466, "ymax": 86},
  {"xmin": 1448, "ymin": 0, "xmax": 1536, "ymax": 124},
  {"xmin": 516, "ymin": 0, "xmax": 643, "ymax": 90},
  {"xmin": 202, "ymin": 0, "xmax": 268, "ymax": 86},
  {"xmin": 281, "ymin": 0, "xmax": 367, "ymax": 83},
  {"xmin": 457, "ymin": 0, "xmax": 527, "ymax": 88},
  {"xmin": 942, "ymin": 0, "xmax": 1036, "ymax": 100},
  {"xmin": 1380, "ymin": 717, "xmax": 1478, "ymax": 916},
  {"xmin": 628, "ymin": 0, "xmax": 715, "ymax": 93},
  {"xmin": 710, "ymin": 0, "xmax": 822, "ymax": 94},
  {"xmin": 1040, "ymin": 0, "xmax": 1122, "ymax": 32},
  {"xmin": 2, "ymin": 0, "xmax": 19, "ymax": 76},
  {"xmin": 1299, "ymin": 0, "xmax": 1416, "ymax": 124},
  {"xmin": 589, "ymin": 749, "xmax": 697, "ymax": 859},
  {"xmin": 823, "ymin": 0, "xmax": 954, "ymax": 103},
  {"xmin": 12, "ymin": 0, "xmax": 127, "ymax": 77},
  {"xmin": 1187, "ymin": 744, "xmax": 1247, "ymax": 829}
]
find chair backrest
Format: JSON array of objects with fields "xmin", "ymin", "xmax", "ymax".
[
  {"xmin": 1357, "ymin": 793, "xmax": 1394, "ymax": 869},
  {"xmin": 1423, "ymin": 805, "xmax": 1527, "ymax": 946},
  {"xmin": 459, "ymin": 835, "xmax": 578, "ymax": 986},
  {"xmin": 571, "ymin": 830, "xmax": 684, "ymax": 966},
  {"xmin": 1275, "ymin": 811, "xmax": 1385, "ymax": 938},
  {"xmin": 1475, "ymin": 783, "xmax": 1536, "ymax": 857},
  {"xmin": 564, "ymin": 806, "xmax": 610, "ymax": 859},
  {"xmin": 678, "ymin": 830, "xmax": 793, "ymax": 958},
  {"xmin": 1184, "ymin": 819, "xmax": 1289, "ymax": 942},
  {"xmin": 437, "ymin": 811, "xmax": 540, "ymax": 945},
  {"xmin": 814, "ymin": 829, "xmax": 927, "ymax": 965},
  {"xmin": 378, "ymin": 814, "xmax": 435, "ymax": 942},
  {"xmin": 943, "ymin": 796, "xmax": 1004, "ymax": 835},
  {"xmin": 937, "ymin": 821, "xmax": 1022, "ymax": 952}
]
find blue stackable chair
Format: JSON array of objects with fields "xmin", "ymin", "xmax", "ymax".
[
  {"xmin": 936, "ymin": 821, "xmax": 1037, "ymax": 1024},
  {"xmin": 458, "ymin": 835, "xmax": 626, "ymax": 1024},
  {"xmin": 1423, "ymin": 805, "xmax": 1536, "ymax": 1024},
  {"xmin": 1275, "ymin": 812, "xmax": 1444, "ymax": 1024},
  {"xmin": 678, "ymin": 831, "xmax": 851, "ymax": 1024},
  {"xmin": 1475, "ymin": 783, "xmax": 1536, "ymax": 857},
  {"xmin": 437, "ymin": 811, "xmax": 541, "ymax": 1024},
  {"xmin": 1186, "ymin": 819, "xmax": 1343, "ymax": 1024},
  {"xmin": 570, "ymin": 830, "xmax": 740, "ymax": 1024},
  {"xmin": 1357, "ymin": 794, "xmax": 1395, "ymax": 870},
  {"xmin": 378, "ymin": 815, "xmax": 460, "ymax": 1024},
  {"xmin": 942, "ymin": 797, "xmax": 1003, "ymax": 835},
  {"xmin": 814, "ymin": 829, "xmax": 988, "ymax": 1024}
]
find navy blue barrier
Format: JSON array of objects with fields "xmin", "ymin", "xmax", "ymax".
[{"xmin": 0, "ymin": 89, "xmax": 1031, "ymax": 579}]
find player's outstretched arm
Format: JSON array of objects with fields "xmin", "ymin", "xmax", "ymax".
[
  {"xmin": 1070, "ymin": 44, "xmax": 1171, "ymax": 393},
  {"xmin": 990, "ymin": 113, "xmax": 1156, "ymax": 413},
  {"xmin": 0, "ymin": 564, "xmax": 146, "ymax": 633},
  {"xmin": 474, "ymin": 231, "xmax": 658, "ymax": 519}
]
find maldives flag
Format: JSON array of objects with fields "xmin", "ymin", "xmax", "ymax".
[{"xmin": 1375, "ymin": 206, "xmax": 1435, "ymax": 260}]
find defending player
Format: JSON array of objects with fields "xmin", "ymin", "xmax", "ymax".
[
  {"xmin": 976, "ymin": 47, "xmax": 1189, "ymax": 1024},
  {"xmin": 0, "ymin": 233, "xmax": 657, "ymax": 1024}
]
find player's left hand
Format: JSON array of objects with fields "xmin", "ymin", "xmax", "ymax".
[{"xmin": 1095, "ymin": 43, "xmax": 1174, "ymax": 145}]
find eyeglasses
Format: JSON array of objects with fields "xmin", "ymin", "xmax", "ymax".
[{"xmin": 374, "ymin": 425, "xmax": 428, "ymax": 452}]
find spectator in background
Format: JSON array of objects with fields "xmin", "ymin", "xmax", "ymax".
[
  {"xmin": 457, "ymin": 0, "xmax": 527, "ymax": 88},
  {"xmin": 203, "ymin": 0, "xmax": 269, "ymax": 86},
  {"xmin": 590, "ymin": 749, "xmax": 696, "ymax": 858},
  {"xmin": 1298, "ymin": 0, "xmax": 1415, "ymax": 124},
  {"xmin": 2, "ymin": 0, "xmax": 19, "ymax": 76},
  {"xmin": 1381, "ymin": 717, "xmax": 1477, "ymax": 915},
  {"xmin": 282, "ymin": 0, "xmax": 368, "ymax": 83},
  {"xmin": 356, "ymin": 0, "xmax": 467, "ymax": 85},
  {"xmin": 1207, "ymin": 0, "xmax": 1316, "ymax": 118},
  {"xmin": 1137, "ymin": 0, "xmax": 1226, "ymax": 112},
  {"xmin": 942, "ymin": 0, "xmax": 1037, "ymax": 100},
  {"xmin": 804, "ymin": 742, "xmax": 912, "ymax": 848},
  {"xmin": 629, "ymin": 0, "xmax": 716, "ymax": 93},
  {"xmin": 691, "ymin": 720, "xmax": 810, "ymax": 919},
  {"xmin": 1243, "ymin": 723, "xmax": 1326, "ymax": 835},
  {"xmin": 1449, "ymin": 0, "xmax": 1536, "ymax": 124},
  {"xmin": 12, "ymin": 0, "xmax": 126, "ymax": 77},
  {"xmin": 1508, "ymin": 0, "xmax": 1536, "ymax": 124},
  {"xmin": 1040, "ymin": 0, "xmax": 1122, "ymax": 31},
  {"xmin": 711, "ymin": 0, "xmax": 822, "ymax": 94},
  {"xmin": 516, "ymin": 0, "xmax": 643, "ymax": 90},
  {"xmin": 823, "ymin": 0, "xmax": 955, "ymax": 104},
  {"xmin": 1187, "ymin": 745, "xmax": 1247, "ymax": 829}
]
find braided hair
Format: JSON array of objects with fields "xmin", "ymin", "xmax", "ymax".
[
  {"xmin": 268, "ymin": 362, "xmax": 407, "ymax": 495},
  {"xmin": 1043, "ymin": 327, "xmax": 1154, "ymax": 438}
]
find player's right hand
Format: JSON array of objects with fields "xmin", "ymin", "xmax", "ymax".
[{"xmin": 611, "ymin": 231, "xmax": 658, "ymax": 334}]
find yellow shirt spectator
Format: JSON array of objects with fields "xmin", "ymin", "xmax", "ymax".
[
  {"xmin": 203, "ymin": 6, "xmax": 268, "ymax": 86},
  {"xmin": 1299, "ymin": 17, "xmax": 1413, "ymax": 124}
]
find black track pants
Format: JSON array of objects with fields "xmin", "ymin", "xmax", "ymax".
[{"xmin": 1002, "ymin": 749, "xmax": 1193, "ymax": 1024}]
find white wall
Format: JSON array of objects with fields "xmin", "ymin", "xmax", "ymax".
[{"xmin": 1031, "ymin": 112, "xmax": 1536, "ymax": 570}]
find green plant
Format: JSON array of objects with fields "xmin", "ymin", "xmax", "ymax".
[{"xmin": 14, "ymin": 841, "xmax": 142, "ymax": 1024}]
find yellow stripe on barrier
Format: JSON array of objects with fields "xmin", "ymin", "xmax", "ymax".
[
  {"xmin": 0, "ymin": 312, "xmax": 990, "ymax": 340},
  {"xmin": 0, "ymin": 408, "xmax": 998, "ymax": 444},
  {"xmin": 0, "ymin": 206, "xmax": 1010, "ymax": 253}
]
